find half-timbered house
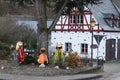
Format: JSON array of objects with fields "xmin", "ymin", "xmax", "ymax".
[{"xmin": 50, "ymin": 0, "xmax": 120, "ymax": 61}]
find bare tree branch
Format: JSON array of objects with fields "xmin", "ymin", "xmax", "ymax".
[{"xmin": 48, "ymin": 0, "xmax": 69, "ymax": 33}]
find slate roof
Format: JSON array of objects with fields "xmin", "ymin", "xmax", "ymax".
[
  {"xmin": 112, "ymin": 0, "xmax": 120, "ymax": 13},
  {"xmin": 88, "ymin": 0, "xmax": 120, "ymax": 32}
]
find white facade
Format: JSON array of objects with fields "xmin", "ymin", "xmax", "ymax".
[{"xmin": 50, "ymin": 29, "xmax": 120, "ymax": 60}]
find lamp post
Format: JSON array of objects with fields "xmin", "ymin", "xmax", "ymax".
[{"xmin": 90, "ymin": 18, "xmax": 96, "ymax": 67}]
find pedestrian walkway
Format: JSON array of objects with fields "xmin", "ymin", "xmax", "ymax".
[{"xmin": 0, "ymin": 73, "xmax": 102, "ymax": 80}]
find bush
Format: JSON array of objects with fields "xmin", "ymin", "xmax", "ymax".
[
  {"xmin": 24, "ymin": 50, "xmax": 37, "ymax": 64},
  {"xmin": 66, "ymin": 52, "xmax": 82, "ymax": 68},
  {"xmin": 0, "ymin": 41, "xmax": 10, "ymax": 60}
]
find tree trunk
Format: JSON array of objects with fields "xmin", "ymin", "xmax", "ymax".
[
  {"xmin": 35, "ymin": 0, "xmax": 48, "ymax": 54},
  {"xmin": 35, "ymin": 0, "xmax": 69, "ymax": 55}
]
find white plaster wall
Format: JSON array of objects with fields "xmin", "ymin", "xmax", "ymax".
[
  {"xmin": 51, "ymin": 31, "xmax": 97, "ymax": 58},
  {"xmin": 50, "ymin": 31, "xmax": 120, "ymax": 60}
]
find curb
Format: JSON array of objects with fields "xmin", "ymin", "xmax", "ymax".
[
  {"xmin": 70, "ymin": 66, "xmax": 103, "ymax": 80},
  {"xmin": 71, "ymin": 74, "xmax": 103, "ymax": 80},
  {"xmin": 75, "ymin": 66, "xmax": 103, "ymax": 74}
]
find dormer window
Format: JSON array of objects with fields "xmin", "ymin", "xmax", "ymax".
[
  {"xmin": 104, "ymin": 13, "xmax": 120, "ymax": 28},
  {"xmin": 110, "ymin": 15, "xmax": 114, "ymax": 27},
  {"xmin": 117, "ymin": 17, "xmax": 120, "ymax": 28}
]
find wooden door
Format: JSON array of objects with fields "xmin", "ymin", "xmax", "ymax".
[
  {"xmin": 106, "ymin": 39, "xmax": 116, "ymax": 61},
  {"xmin": 117, "ymin": 39, "xmax": 120, "ymax": 59}
]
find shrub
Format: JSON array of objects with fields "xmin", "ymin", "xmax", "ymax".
[
  {"xmin": 0, "ymin": 41, "xmax": 10, "ymax": 60},
  {"xmin": 66, "ymin": 52, "xmax": 84, "ymax": 68}
]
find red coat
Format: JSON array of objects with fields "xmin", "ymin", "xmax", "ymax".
[{"xmin": 17, "ymin": 49, "xmax": 26, "ymax": 63}]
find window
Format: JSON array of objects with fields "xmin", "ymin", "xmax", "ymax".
[
  {"xmin": 104, "ymin": 14, "xmax": 120, "ymax": 28},
  {"xmin": 70, "ymin": 15, "xmax": 83, "ymax": 24},
  {"xmin": 65, "ymin": 43, "xmax": 72, "ymax": 52},
  {"xmin": 77, "ymin": 15, "xmax": 83, "ymax": 23},
  {"xmin": 116, "ymin": 17, "xmax": 120, "ymax": 28},
  {"xmin": 70, "ymin": 15, "xmax": 75, "ymax": 24},
  {"xmin": 81, "ymin": 43, "xmax": 88, "ymax": 54}
]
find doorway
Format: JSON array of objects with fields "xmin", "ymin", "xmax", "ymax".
[{"xmin": 106, "ymin": 39, "xmax": 116, "ymax": 61}]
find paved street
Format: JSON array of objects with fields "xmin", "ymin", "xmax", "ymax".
[
  {"xmin": 98, "ymin": 62, "xmax": 120, "ymax": 80},
  {"xmin": 0, "ymin": 73, "xmax": 102, "ymax": 80}
]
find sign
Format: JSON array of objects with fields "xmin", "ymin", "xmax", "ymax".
[
  {"xmin": 90, "ymin": 44, "xmax": 98, "ymax": 49},
  {"xmin": 94, "ymin": 35, "xmax": 104, "ymax": 45}
]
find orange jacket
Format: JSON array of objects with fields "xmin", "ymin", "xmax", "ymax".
[{"xmin": 38, "ymin": 53, "xmax": 48, "ymax": 64}]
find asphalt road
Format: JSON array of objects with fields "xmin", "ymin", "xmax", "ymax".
[
  {"xmin": 98, "ymin": 62, "xmax": 120, "ymax": 80},
  {"xmin": 0, "ymin": 73, "xmax": 102, "ymax": 80}
]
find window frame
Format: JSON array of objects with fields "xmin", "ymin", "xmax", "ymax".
[
  {"xmin": 65, "ymin": 42, "xmax": 72, "ymax": 52},
  {"xmin": 70, "ymin": 15, "xmax": 83, "ymax": 24},
  {"xmin": 81, "ymin": 43, "xmax": 88, "ymax": 54}
]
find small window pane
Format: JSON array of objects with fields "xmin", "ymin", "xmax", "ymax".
[
  {"xmin": 81, "ymin": 43, "xmax": 88, "ymax": 54},
  {"xmin": 65, "ymin": 43, "xmax": 72, "ymax": 52}
]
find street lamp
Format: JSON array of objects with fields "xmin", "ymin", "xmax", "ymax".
[{"xmin": 90, "ymin": 18, "xmax": 96, "ymax": 67}]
